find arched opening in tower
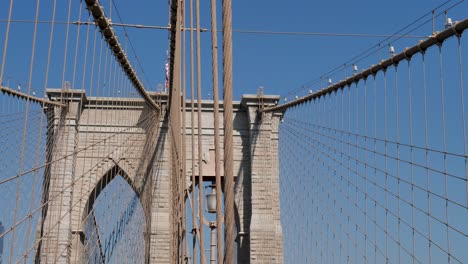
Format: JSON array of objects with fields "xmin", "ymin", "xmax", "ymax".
[{"xmin": 84, "ymin": 175, "xmax": 146, "ymax": 263}]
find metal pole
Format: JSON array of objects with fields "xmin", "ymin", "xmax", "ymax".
[
  {"xmin": 221, "ymin": 0, "xmax": 235, "ymax": 262},
  {"xmin": 210, "ymin": 223, "xmax": 216, "ymax": 264}
]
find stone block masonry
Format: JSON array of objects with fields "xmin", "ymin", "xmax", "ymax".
[{"xmin": 39, "ymin": 90, "xmax": 283, "ymax": 263}]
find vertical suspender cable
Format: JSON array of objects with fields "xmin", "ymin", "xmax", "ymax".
[
  {"xmin": 195, "ymin": 0, "xmax": 206, "ymax": 262},
  {"xmin": 181, "ymin": 0, "xmax": 187, "ymax": 262},
  {"xmin": 209, "ymin": 0, "xmax": 223, "ymax": 262},
  {"xmin": 50, "ymin": 0, "xmax": 74, "ymax": 261},
  {"xmin": 457, "ymin": 37, "xmax": 468, "ymax": 208},
  {"xmin": 9, "ymin": 0, "xmax": 41, "ymax": 261},
  {"xmin": 173, "ymin": 0, "xmax": 183, "ymax": 260},
  {"xmin": 189, "ymin": 0, "xmax": 197, "ymax": 262},
  {"xmin": 0, "ymin": 0, "xmax": 14, "ymax": 82},
  {"xmin": 221, "ymin": 0, "xmax": 235, "ymax": 262}
]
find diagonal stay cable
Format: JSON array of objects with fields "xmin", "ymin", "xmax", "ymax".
[
  {"xmin": 0, "ymin": 110, "xmax": 156, "ymax": 186},
  {"xmin": 1, "ymin": 110, "xmax": 158, "ymax": 241},
  {"xmin": 262, "ymin": 17, "xmax": 468, "ymax": 113}
]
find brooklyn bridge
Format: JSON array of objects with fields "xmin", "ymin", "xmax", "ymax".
[{"xmin": 0, "ymin": 0, "xmax": 467, "ymax": 263}]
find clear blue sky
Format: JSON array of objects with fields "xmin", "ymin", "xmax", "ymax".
[
  {"xmin": 102, "ymin": 0, "xmax": 468, "ymax": 99},
  {"xmin": 108, "ymin": 0, "xmax": 468, "ymax": 100},
  {"xmin": 1, "ymin": 0, "xmax": 466, "ymax": 99}
]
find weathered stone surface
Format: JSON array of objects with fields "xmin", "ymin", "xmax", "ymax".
[{"xmin": 39, "ymin": 90, "xmax": 283, "ymax": 263}]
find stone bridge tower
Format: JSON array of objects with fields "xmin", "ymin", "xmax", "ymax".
[{"xmin": 37, "ymin": 89, "xmax": 284, "ymax": 263}]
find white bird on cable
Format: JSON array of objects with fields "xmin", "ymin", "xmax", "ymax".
[
  {"xmin": 445, "ymin": 17, "xmax": 453, "ymax": 28},
  {"xmin": 17, "ymin": 84, "xmax": 21, "ymax": 91}
]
